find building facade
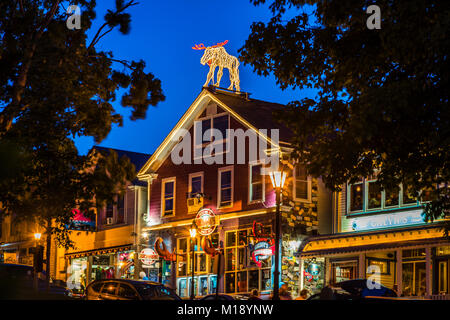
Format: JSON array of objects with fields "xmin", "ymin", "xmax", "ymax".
[
  {"xmin": 136, "ymin": 87, "xmax": 332, "ymax": 298},
  {"xmin": 299, "ymin": 178, "xmax": 450, "ymax": 299},
  {"xmin": 60, "ymin": 147, "xmax": 150, "ymax": 288}
]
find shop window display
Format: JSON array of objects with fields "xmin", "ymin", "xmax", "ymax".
[
  {"xmin": 302, "ymin": 258, "xmax": 325, "ymax": 295},
  {"xmin": 224, "ymin": 228, "xmax": 273, "ymax": 294},
  {"xmin": 176, "ymin": 233, "xmax": 219, "ymax": 297},
  {"xmin": 92, "ymin": 254, "xmax": 115, "ymax": 280}
]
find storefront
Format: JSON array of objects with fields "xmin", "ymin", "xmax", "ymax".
[
  {"xmin": 299, "ymin": 226, "xmax": 450, "ymax": 298},
  {"xmin": 66, "ymin": 244, "xmax": 135, "ymax": 285},
  {"xmin": 144, "ymin": 211, "xmax": 307, "ymax": 299}
]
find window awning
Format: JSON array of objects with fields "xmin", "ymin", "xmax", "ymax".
[
  {"xmin": 65, "ymin": 244, "xmax": 133, "ymax": 259},
  {"xmin": 300, "ymin": 226, "xmax": 447, "ymax": 258}
]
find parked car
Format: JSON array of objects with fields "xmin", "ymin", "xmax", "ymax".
[
  {"xmin": 0, "ymin": 263, "xmax": 70, "ymax": 299},
  {"xmin": 200, "ymin": 294, "xmax": 235, "ymax": 301},
  {"xmin": 85, "ymin": 279, "xmax": 181, "ymax": 300},
  {"xmin": 307, "ymin": 279, "xmax": 398, "ymax": 300}
]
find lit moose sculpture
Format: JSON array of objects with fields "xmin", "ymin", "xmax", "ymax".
[{"xmin": 192, "ymin": 40, "xmax": 240, "ymax": 92}]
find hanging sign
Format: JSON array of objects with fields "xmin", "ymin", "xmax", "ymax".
[
  {"xmin": 194, "ymin": 208, "xmax": 217, "ymax": 236},
  {"xmin": 250, "ymin": 241, "xmax": 274, "ymax": 267},
  {"xmin": 139, "ymin": 248, "xmax": 159, "ymax": 267}
]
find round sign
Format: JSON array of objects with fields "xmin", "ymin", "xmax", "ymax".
[
  {"xmin": 194, "ymin": 208, "xmax": 217, "ymax": 236},
  {"xmin": 139, "ymin": 248, "xmax": 159, "ymax": 267}
]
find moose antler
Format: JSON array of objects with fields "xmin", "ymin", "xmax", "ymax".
[
  {"xmin": 212, "ymin": 40, "xmax": 229, "ymax": 48},
  {"xmin": 192, "ymin": 43, "xmax": 207, "ymax": 50}
]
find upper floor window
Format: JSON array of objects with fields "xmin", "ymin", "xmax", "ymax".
[
  {"xmin": 218, "ymin": 166, "xmax": 233, "ymax": 208},
  {"xmin": 249, "ymin": 163, "xmax": 264, "ymax": 203},
  {"xmin": 293, "ymin": 164, "xmax": 311, "ymax": 202},
  {"xmin": 117, "ymin": 194, "xmax": 125, "ymax": 224},
  {"xmin": 162, "ymin": 178, "xmax": 176, "ymax": 216},
  {"xmin": 189, "ymin": 172, "xmax": 204, "ymax": 196},
  {"xmin": 348, "ymin": 177, "xmax": 422, "ymax": 214},
  {"xmin": 194, "ymin": 114, "xmax": 229, "ymax": 157}
]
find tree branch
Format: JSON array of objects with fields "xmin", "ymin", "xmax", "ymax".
[{"xmin": 87, "ymin": 0, "xmax": 138, "ymax": 51}]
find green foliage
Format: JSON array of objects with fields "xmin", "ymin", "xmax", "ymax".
[
  {"xmin": 0, "ymin": 0, "xmax": 164, "ymax": 248},
  {"xmin": 240, "ymin": 0, "xmax": 449, "ymax": 234}
]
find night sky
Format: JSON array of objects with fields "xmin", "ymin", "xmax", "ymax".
[{"xmin": 75, "ymin": 0, "xmax": 316, "ymax": 155}]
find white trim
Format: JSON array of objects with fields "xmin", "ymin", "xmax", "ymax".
[
  {"xmin": 137, "ymin": 90, "xmax": 283, "ymax": 178},
  {"xmin": 188, "ymin": 171, "xmax": 204, "ymax": 194},
  {"xmin": 161, "ymin": 177, "xmax": 176, "ymax": 217},
  {"xmin": 218, "ymin": 165, "xmax": 234, "ymax": 209},
  {"xmin": 248, "ymin": 162, "xmax": 265, "ymax": 204},
  {"xmin": 293, "ymin": 164, "xmax": 312, "ymax": 203}
]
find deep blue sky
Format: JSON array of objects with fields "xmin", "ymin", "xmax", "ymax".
[{"xmin": 75, "ymin": 0, "xmax": 316, "ymax": 155}]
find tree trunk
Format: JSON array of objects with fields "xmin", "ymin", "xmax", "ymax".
[{"xmin": 45, "ymin": 218, "xmax": 52, "ymax": 292}]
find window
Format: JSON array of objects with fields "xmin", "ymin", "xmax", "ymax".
[
  {"xmin": 294, "ymin": 165, "xmax": 311, "ymax": 202},
  {"xmin": 348, "ymin": 179, "xmax": 421, "ymax": 214},
  {"xmin": 188, "ymin": 172, "xmax": 203, "ymax": 196},
  {"xmin": 106, "ymin": 202, "xmax": 114, "ymax": 218},
  {"xmin": 367, "ymin": 177, "xmax": 381, "ymax": 210},
  {"xmin": 349, "ymin": 180, "xmax": 364, "ymax": 212},
  {"xmin": 194, "ymin": 114, "xmax": 230, "ymax": 158},
  {"xmin": 117, "ymin": 194, "xmax": 125, "ymax": 224},
  {"xmin": 161, "ymin": 178, "xmax": 176, "ymax": 216},
  {"xmin": 249, "ymin": 163, "xmax": 264, "ymax": 203},
  {"xmin": 218, "ymin": 167, "xmax": 233, "ymax": 208},
  {"xmin": 224, "ymin": 228, "xmax": 272, "ymax": 294}
]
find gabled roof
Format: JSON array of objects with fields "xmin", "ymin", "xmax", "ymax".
[
  {"xmin": 138, "ymin": 87, "xmax": 293, "ymax": 178},
  {"xmin": 93, "ymin": 146, "xmax": 151, "ymax": 186},
  {"xmin": 207, "ymin": 88, "xmax": 294, "ymax": 143}
]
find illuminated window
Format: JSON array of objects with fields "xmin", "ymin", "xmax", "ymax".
[
  {"xmin": 224, "ymin": 228, "xmax": 272, "ymax": 294},
  {"xmin": 161, "ymin": 178, "xmax": 176, "ymax": 216},
  {"xmin": 349, "ymin": 180, "xmax": 364, "ymax": 212},
  {"xmin": 348, "ymin": 178, "xmax": 422, "ymax": 214}
]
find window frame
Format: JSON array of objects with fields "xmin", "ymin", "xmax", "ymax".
[
  {"xmin": 347, "ymin": 179, "xmax": 421, "ymax": 215},
  {"xmin": 161, "ymin": 177, "xmax": 176, "ymax": 217},
  {"xmin": 188, "ymin": 172, "xmax": 204, "ymax": 196},
  {"xmin": 218, "ymin": 166, "xmax": 234, "ymax": 209},
  {"xmin": 193, "ymin": 113, "xmax": 230, "ymax": 160},
  {"xmin": 293, "ymin": 164, "xmax": 312, "ymax": 203},
  {"xmin": 248, "ymin": 162, "xmax": 265, "ymax": 204}
]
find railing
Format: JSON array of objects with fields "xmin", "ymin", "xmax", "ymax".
[
  {"xmin": 402, "ymin": 294, "xmax": 450, "ymax": 300},
  {"xmin": 429, "ymin": 294, "xmax": 450, "ymax": 300}
]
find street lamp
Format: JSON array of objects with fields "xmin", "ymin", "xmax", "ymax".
[
  {"xmin": 33, "ymin": 232, "xmax": 42, "ymax": 292},
  {"xmin": 269, "ymin": 170, "xmax": 286, "ymax": 300},
  {"xmin": 189, "ymin": 224, "xmax": 197, "ymax": 300}
]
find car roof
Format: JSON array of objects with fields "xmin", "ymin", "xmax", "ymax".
[{"xmin": 88, "ymin": 279, "xmax": 162, "ymax": 286}]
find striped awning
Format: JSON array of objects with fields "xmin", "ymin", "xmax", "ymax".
[{"xmin": 65, "ymin": 244, "xmax": 133, "ymax": 259}]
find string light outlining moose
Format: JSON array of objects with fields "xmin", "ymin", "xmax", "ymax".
[{"xmin": 192, "ymin": 40, "xmax": 240, "ymax": 92}]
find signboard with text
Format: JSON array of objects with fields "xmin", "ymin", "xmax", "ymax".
[{"xmin": 342, "ymin": 209, "xmax": 425, "ymax": 232}]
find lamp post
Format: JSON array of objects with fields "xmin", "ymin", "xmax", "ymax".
[
  {"xmin": 189, "ymin": 225, "xmax": 197, "ymax": 300},
  {"xmin": 33, "ymin": 232, "xmax": 42, "ymax": 293},
  {"xmin": 269, "ymin": 170, "xmax": 286, "ymax": 300}
]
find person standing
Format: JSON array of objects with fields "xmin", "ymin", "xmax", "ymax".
[{"xmin": 295, "ymin": 289, "xmax": 309, "ymax": 300}]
